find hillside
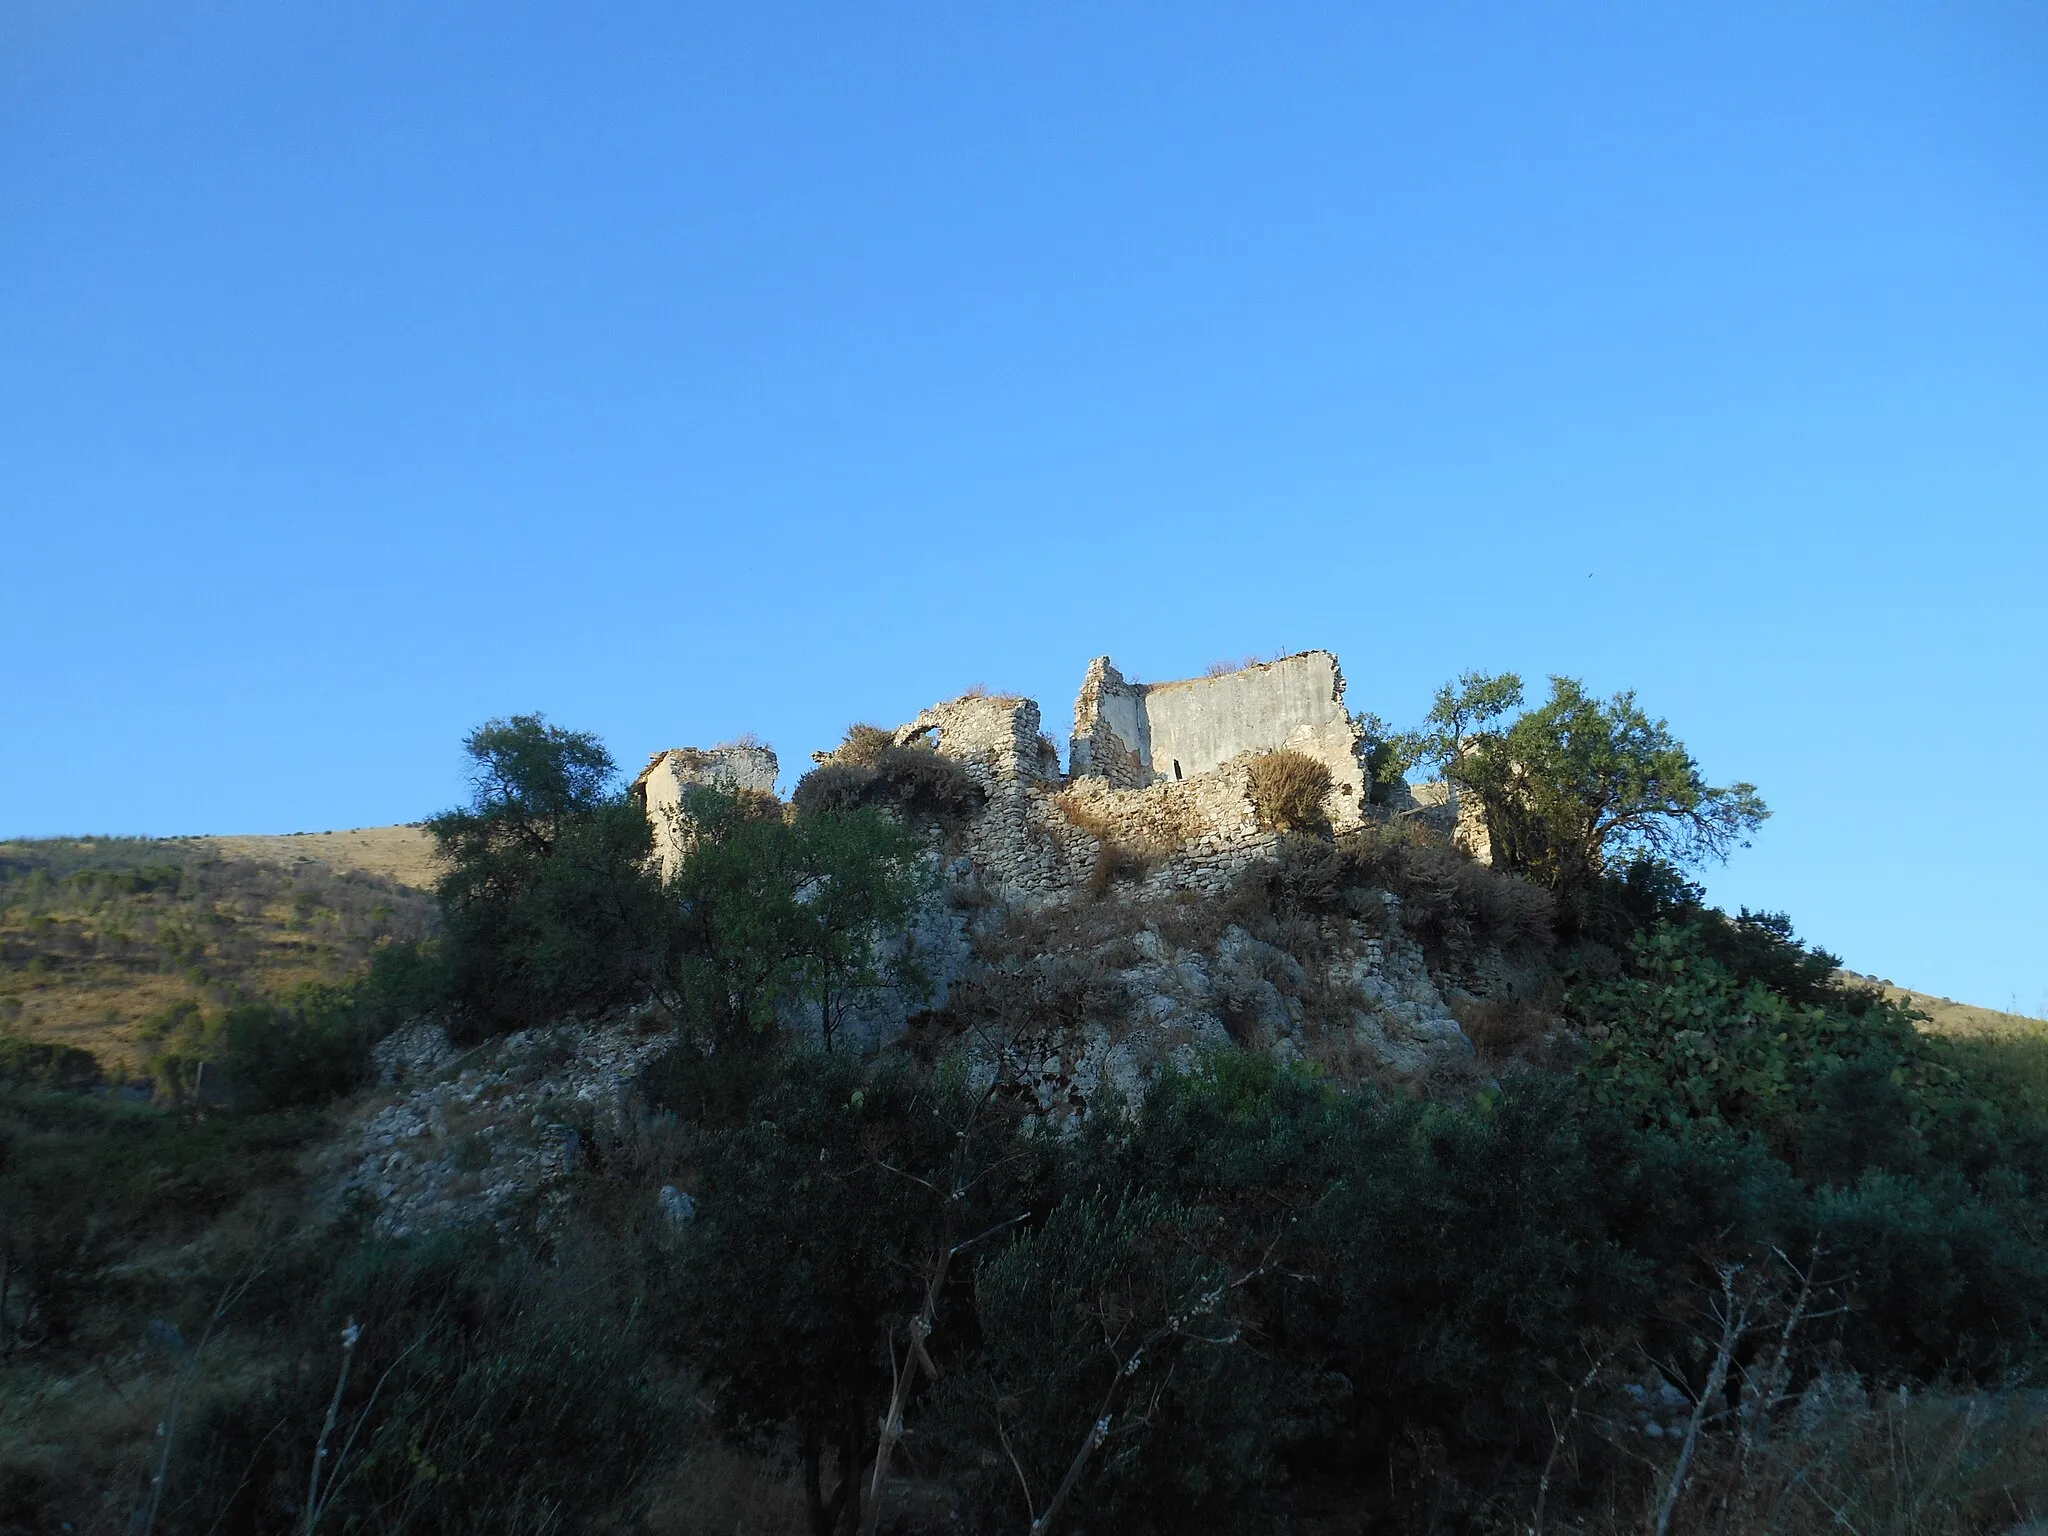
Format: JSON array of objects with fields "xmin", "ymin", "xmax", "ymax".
[
  {"xmin": 7, "ymin": 681, "xmax": 2048, "ymax": 1536},
  {"xmin": 192, "ymin": 822, "xmax": 443, "ymax": 890},
  {"xmin": 1841, "ymin": 970, "xmax": 2047, "ymax": 1039},
  {"xmin": 0, "ymin": 834, "xmax": 438, "ymax": 1070}
]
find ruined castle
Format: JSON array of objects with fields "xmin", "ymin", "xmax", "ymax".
[
  {"xmin": 634, "ymin": 649, "xmax": 1479, "ymax": 898},
  {"xmin": 352, "ymin": 652, "xmax": 1501, "ymax": 1232}
]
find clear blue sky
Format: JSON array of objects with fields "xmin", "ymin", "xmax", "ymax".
[{"xmin": 3, "ymin": 3, "xmax": 2043, "ymax": 1011}]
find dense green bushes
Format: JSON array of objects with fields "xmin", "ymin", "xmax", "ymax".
[
  {"xmin": 427, "ymin": 715, "xmax": 934, "ymax": 1050},
  {"xmin": 660, "ymin": 1027, "xmax": 2048, "ymax": 1532},
  {"xmin": 0, "ymin": 1033, "xmax": 102, "ymax": 1092}
]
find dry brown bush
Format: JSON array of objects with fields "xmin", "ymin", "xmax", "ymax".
[
  {"xmin": 1449, "ymin": 993, "xmax": 1555, "ymax": 1065},
  {"xmin": 791, "ymin": 741, "xmax": 983, "ymax": 825},
  {"xmin": 1224, "ymin": 824, "xmax": 1553, "ymax": 975},
  {"xmin": 1245, "ymin": 750, "xmax": 1333, "ymax": 834}
]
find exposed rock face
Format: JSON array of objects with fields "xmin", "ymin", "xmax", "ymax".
[
  {"xmin": 338, "ymin": 1014, "xmax": 678, "ymax": 1237},
  {"xmin": 634, "ymin": 744, "xmax": 780, "ymax": 877}
]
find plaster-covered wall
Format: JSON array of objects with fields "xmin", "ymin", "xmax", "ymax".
[
  {"xmin": 634, "ymin": 744, "xmax": 780, "ymax": 878},
  {"xmin": 1071, "ymin": 651, "xmax": 1370, "ymax": 830}
]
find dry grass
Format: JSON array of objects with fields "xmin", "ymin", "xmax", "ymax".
[
  {"xmin": 0, "ymin": 839, "xmax": 437, "ymax": 1069},
  {"xmin": 1203, "ymin": 652, "xmax": 1285, "ymax": 677},
  {"xmin": 1842, "ymin": 971, "xmax": 2048, "ymax": 1040},
  {"xmin": 194, "ymin": 824, "xmax": 443, "ymax": 891},
  {"xmin": 1244, "ymin": 750, "xmax": 1333, "ymax": 834}
]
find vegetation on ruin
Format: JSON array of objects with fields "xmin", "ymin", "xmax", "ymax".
[
  {"xmin": 792, "ymin": 722, "xmax": 986, "ymax": 825},
  {"xmin": 5, "ymin": 687, "xmax": 2048, "ymax": 1533},
  {"xmin": 1404, "ymin": 671, "xmax": 1770, "ymax": 895},
  {"xmin": 1243, "ymin": 747, "xmax": 1333, "ymax": 834}
]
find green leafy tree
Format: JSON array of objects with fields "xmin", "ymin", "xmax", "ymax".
[
  {"xmin": 650, "ymin": 789, "xmax": 933, "ymax": 1057},
  {"xmin": 787, "ymin": 806, "xmax": 934, "ymax": 1053},
  {"xmin": 941, "ymin": 1189, "xmax": 1265, "ymax": 1536},
  {"xmin": 672, "ymin": 1051, "xmax": 1038, "ymax": 1536},
  {"xmin": 1412, "ymin": 674, "xmax": 1767, "ymax": 892},
  {"xmin": 1407, "ymin": 669, "xmax": 1528, "ymax": 771},
  {"xmin": 427, "ymin": 716, "xmax": 660, "ymax": 1032}
]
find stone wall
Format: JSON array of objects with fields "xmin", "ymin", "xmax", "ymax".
[
  {"xmin": 891, "ymin": 693, "xmax": 1079, "ymax": 903},
  {"xmin": 1069, "ymin": 651, "xmax": 1371, "ymax": 831},
  {"xmin": 1057, "ymin": 760, "xmax": 1283, "ymax": 899},
  {"xmin": 1381, "ymin": 779, "xmax": 1495, "ymax": 864},
  {"xmin": 633, "ymin": 744, "xmax": 780, "ymax": 878}
]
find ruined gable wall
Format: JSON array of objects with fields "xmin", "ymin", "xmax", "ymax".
[
  {"xmin": 637, "ymin": 744, "xmax": 780, "ymax": 878},
  {"xmin": 1069, "ymin": 658, "xmax": 1150, "ymax": 790},
  {"xmin": 1140, "ymin": 653, "xmax": 1352, "ymax": 781},
  {"xmin": 1071, "ymin": 651, "xmax": 1370, "ymax": 832}
]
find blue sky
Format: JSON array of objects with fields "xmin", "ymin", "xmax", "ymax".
[{"xmin": 2, "ymin": 2, "xmax": 2043, "ymax": 1010}]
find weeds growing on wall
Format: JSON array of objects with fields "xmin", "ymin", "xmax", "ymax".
[{"xmin": 792, "ymin": 725, "xmax": 985, "ymax": 826}]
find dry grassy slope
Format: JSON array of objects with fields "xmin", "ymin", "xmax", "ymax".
[
  {"xmin": 194, "ymin": 822, "xmax": 444, "ymax": 890},
  {"xmin": 1839, "ymin": 971, "xmax": 2048, "ymax": 1039},
  {"xmin": 0, "ymin": 831, "xmax": 439, "ymax": 1070}
]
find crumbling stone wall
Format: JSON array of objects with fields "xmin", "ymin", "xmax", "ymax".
[
  {"xmin": 633, "ymin": 744, "xmax": 780, "ymax": 878},
  {"xmin": 1057, "ymin": 761, "xmax": 1283, "ymax": 899},
  {"xmin": 1070, "ymin": 651, "xmax": 1371, "ymax": 831},
  {"xmin": 628, "ymin": 650, "xmax": 1469, "ymax": 910},
  {"xmin": 891, "ymin": 693, "xmax": 1079, "ymax": 903},
  {"xmin": 889, "ymin": 693, "xmax": 1284, "ymax": 904}
]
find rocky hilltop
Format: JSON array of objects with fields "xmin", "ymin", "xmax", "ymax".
[{"xmin": 338, "ymin": 650, "xmax": 1552, "ymax": 1236}]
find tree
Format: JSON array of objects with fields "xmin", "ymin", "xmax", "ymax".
[
  {"xmin": 786, "ymin": 807, "xmax": 934, "ymax": 1053},
  {"xmin": 674, "ymin": 1051, "xmax": 1037, "ymax": 1536},
  {"xmin": 949, "ymin": 1190, "xmax": 1263, "ymax": 1536},
  {"xmin": 1413, "ymin": 674, "xmax": 1767, "ymax": 892},
  {"xmin": 647, "ymin": 790, "xmax": 934, "ymax": 1057},
  {"xmin": 1408, "ymin": 670, "xmax": 1527, "ymax": 773},
  {"xmin": 426, "ymin": 715, "xmax": 660, "ymax": 1032}
]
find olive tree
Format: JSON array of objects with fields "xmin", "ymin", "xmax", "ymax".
[{"xmin": 1410, "ymin": 674, "xmax": 1768, "ymax": 892}]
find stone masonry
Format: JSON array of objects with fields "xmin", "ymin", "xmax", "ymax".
[
  {"xmin": 1070, "ymin": 652, "xmax": 1372, "ymax": 833},
  {"xmin": 633, "ymin": 743, "xmax": 780, "ymax": 878}
]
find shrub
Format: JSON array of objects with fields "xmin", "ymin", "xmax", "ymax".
[
  {"xmin": 790, "ymin": 734, "xmax": 984, "ymax": 825},
  {"xmin": 1571, "ymin": 923, "xmax": 1956, "ymax": 1148},
  {"xmin": 1244, "ymin": 749, "xmax": 1332, "ymax": 834},
  {"xmin": 1226, "ymin": 824, "xmax": 1554, "ymax": 971},
  {"xmin": 0, "ymin": 1034, "xmax": 100, "ymax": 1092},
  {"xmin": 163, "ymin": 1231, "xmax": 683, "ymax": 1534},
  {"xmin": 834, "ymin": 721, "xmax": 896, "ymax": 767}
]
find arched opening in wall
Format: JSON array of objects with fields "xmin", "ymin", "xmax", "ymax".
[{"xmin": 1172, "ymin": 760, "xmax": 1182, "ymax": 780}]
